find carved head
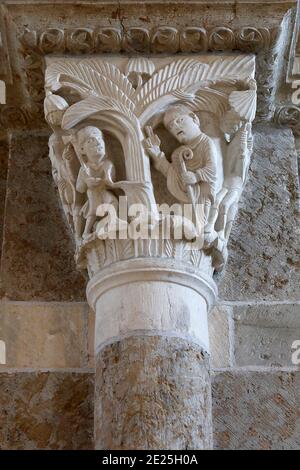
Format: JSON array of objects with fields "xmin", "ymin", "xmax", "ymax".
[
  {"xmin": 163, "ymin": 105, "xmax": 201, "ymax": 144},
  {"xmin": 77, "ymin": 126, "xmax": 106, "ymax": 164},
  {"xmin": 44, "ymin": 93, "xmax": 69, "ymax": 127}
]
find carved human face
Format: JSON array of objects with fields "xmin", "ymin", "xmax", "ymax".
[
  {"xmin": 83, "ymin": 131, "xmax": 106, "ymax": 163},
  {"xmin": 166, "ymin": 113, "xmax": 201, "ymax": 144}
]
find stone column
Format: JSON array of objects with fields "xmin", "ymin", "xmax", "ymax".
[
  {"xmin": 43, "ymin": 54, "xmax": 256, "ymax": 449},
  {"xmin": 88, "ymin": 257, "xmax": 216, "ymax": 449}
]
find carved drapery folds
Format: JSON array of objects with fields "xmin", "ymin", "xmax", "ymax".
[{"xmin": 44, "ymin": 55, "xmax": 256, "ymax": 279}]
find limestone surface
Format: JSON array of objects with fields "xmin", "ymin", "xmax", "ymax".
[
  {"xmin": 0, "ymin": 302, "xmax": 88, "ymax": 368},
  {"xmin": 213, "ymin": 371, "xmax": 300, "ymax": 450},
  {"xmin": 0, "ymin": 139, "xmax": 8, "ymax": 263},
  {"xmin": 208, "ymin": 305, "xmax": 232, "ymax": 369},
  {"xmin": 219, "ymin": 125, "xmax": 300, "ymax": 301},
  {"xmin": 233, "ymin": 303, "xmax": 300, "ymax": 367},
  {"xmin": 95, "ymin": 335, "xmax": 212, "ymax": 450},
  {"xmin": 0, "ymin": 371, "xmax": 94, "ymax": 450},
  {"xmin": 0, "ymin": 133, "xmax": 86, "ymax": 301}
]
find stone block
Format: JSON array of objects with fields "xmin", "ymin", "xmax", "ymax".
[
  {"xmin": 219, "ymin": 125, "xmax": 300, "ymax": 301},
  {"xmin": 233, "ymin": 303, "xmax": 300, "ymax": 367},
  {"xmin": 209, "ymin": 305, "xmax": 232, "ymax": 369},
  {"xmin": 0, "ymin": 301, "xmax": 88, "ymax": 368},
  {"xmin": 0, "ymin": 371, "xmax": 94, "ymax": 450},
  {"xmin": 213, "ymin": 371, "xmax": 300, "ymax": 450},
  {"xmin": 0, "ymin": 133, "xmax": 86, "ymax": 301}
]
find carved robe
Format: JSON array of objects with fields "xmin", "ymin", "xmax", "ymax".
[
  {"xmin": 76, "ymin": 160, "xmax": 116, "ymax": 218},
  {"xmin": 157, "ymin": 133, "xmax": 218, "ymax": 206}
]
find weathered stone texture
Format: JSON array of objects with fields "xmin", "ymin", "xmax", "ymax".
[
  {"xmin": 88, "ymin": 308, "xmax": 95, "ymax": 368},
  {"xmin": 0, "ymin": 302, "xmax": 88, "ymax": 368},
  {"xmin": 219, "ymin": 125, "xmax": 300, "ymax": 301},
  {"xmin": 213, "ymin": 371, "xmax": 300, "ymax": 450},
  {"xmin": 233, "ymin": 303, "xmax": 300, "ymax": 367},
  {"xmin": 1, "ymin": 368, "xmax": 300, "ymax": 450},
  {"xmin": 0, "ymin": 139, "xmax": 8, "ymax": 263},
  {"xmin": 0, "ymin": 372, "xmax": 94, "ymax": 450},
  {"xmin": 95, "ymin": 335, "xmax": 212, "ymax": 450},
  {"xmin": 208, "ymin": 305, "xmax": 232, "ymax": 369},
  {"xmin": 0, "ymin": 133, "xmax": 86, "ymax": 301}
]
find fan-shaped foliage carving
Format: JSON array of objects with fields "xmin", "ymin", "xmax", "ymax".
[
  {"xmin": 134, "ymin": 58, "xmax": 209, "ymax": 114},
  {"xmin": 62, "ymin": 96, "xmax": 137, "ymax": 130},
  {"xmin": 134, "ymin": 56, "xmax": 255, "ymax": 118},
  {"xmin": 45, "ymin": 60, "xmax": 135, "ymax": 111}
]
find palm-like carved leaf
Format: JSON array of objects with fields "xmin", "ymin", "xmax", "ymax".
[
  {"xmin": 134, "ymin": 58, "xmax": 209, "ymax": 115},
  {"xmin": 45, "ymin": 60, "xmax": 135, "ymax": 111},
  {"xmin": 173, "ymin": 88, "xmax": 229, "ymax": 116},
  {"xmin": 135, "ymin": 56, "xmax": 255, "ymax": 118},
  {"xmin": 82, "ymin": 59, "xmax": 135, "ymax": 99},
  {"xmin": 191, "ymin": 55, "xmax": 255, "ymax": 84},
  {"xmin": 62, "ymin": 96, "xmax": 136, "ymax": 130}
]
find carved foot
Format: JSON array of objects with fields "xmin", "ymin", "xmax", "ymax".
[{"xmin": 203, "ymin": 227, "xmax": 218, "ymax": 248}]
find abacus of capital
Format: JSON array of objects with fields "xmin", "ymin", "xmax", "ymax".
[{"xmin": 44, "ymin": 55, "xmax": 256, "ymax": 449}]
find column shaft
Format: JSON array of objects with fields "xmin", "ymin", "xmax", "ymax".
[
  {"xmin": 95, "ymin": 335, "xmax": 212, "ymax": 450},
  {"xmin": 90, "ymin": 266, "xmax": 214, "ymax": 450}
]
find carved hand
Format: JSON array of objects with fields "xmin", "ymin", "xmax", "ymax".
[
  {"xmin": 143, "ymin": 126, "xmax": 163, "ymax": 160},
  {"xmin": 181, "ymin": 171, "xmax": 197, "ymax": 186}
]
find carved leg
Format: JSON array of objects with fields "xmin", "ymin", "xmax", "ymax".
[
  {"xmin": 204, "ymin": 189, "xmax": 227, "ymax": 245},
  {"xmin": 217, "ymin": 189, "xmax": 239, "ymax": 241},
  {"xmin": 224, "ymin": 202, "xmax": 239, "ymax": 241},
  {"xmin": 83, "ymin": 215, "xmax": 96, "ymax": 238},
  {"xmin": 74, "ymin": 212, "xmax": 84, "ymax": 241}
]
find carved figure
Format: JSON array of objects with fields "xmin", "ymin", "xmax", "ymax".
[
  {"xmin": 217, "ymin": 115, "xmax": 253, "ymax": 242},
  {"xmin": 144, "ymin": 105, "xmax": 219, "ymax": 232},
  {"xmin": 74, "ymin": 126, "xmax": 118, "ymax": 238}
]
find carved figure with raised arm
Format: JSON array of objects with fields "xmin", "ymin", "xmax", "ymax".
[
  {"xmin": 144, "ymin": 104, "xmax": 220, "ymax": 235},
  {"xmin": 217, "ymin": 111, "xmax": 253, "ymax": 242},
  {"xmin": 74, "ymin": 126, "xmax": 118, "ymax": 239}
]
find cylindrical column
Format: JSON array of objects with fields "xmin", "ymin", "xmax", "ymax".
[{"xmin": 87, "ymin": 258, "xmax": 217, "ymax": 450}]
